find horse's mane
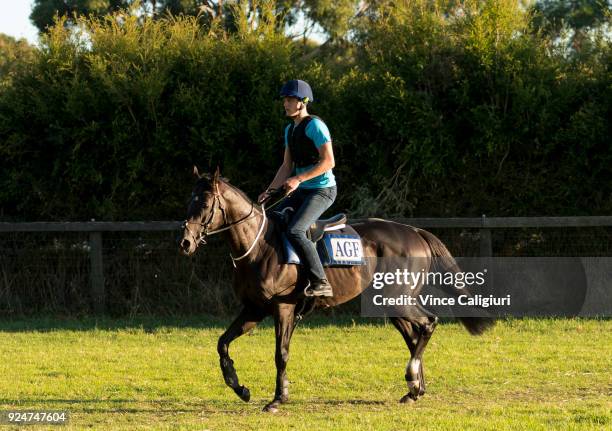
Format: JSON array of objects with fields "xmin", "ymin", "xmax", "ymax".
[
  {"xmin": 224, "ymin": 179, "xmax": 258, "ymax": 208},
  {"xmin": 196, "ymin": 175, "xmax": 259, "ymax": 210}
]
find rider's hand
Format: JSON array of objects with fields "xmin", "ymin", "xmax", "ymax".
[
  {"xmin": 257, "ymin": 190, "xmax": 271, "ymax": 204},
  {"xmin": 284, "ymin": 176, "xmax": 302, "ymax": 194}
]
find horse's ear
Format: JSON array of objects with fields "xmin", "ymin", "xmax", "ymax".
[
  {"xmin": 213, "ymin": 165, "xmax": 220, "ymax": 184},
  {"xmin": 193, "ymin": 165, "xmax": 201, "ymax": 179}
]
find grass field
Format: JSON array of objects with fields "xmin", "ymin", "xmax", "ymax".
[{"xmin": 0, "ymin": 316, "xmax": 610, "ymax": 430}]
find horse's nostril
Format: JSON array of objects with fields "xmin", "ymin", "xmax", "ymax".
[{"xmin": 181, "ymin": 238, "xmax": 191, "ymax": 250}]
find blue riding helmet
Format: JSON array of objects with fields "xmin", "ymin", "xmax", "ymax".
[{"xmin": 279, "ymin": 79, "xmax": 314, "ymax": 104}]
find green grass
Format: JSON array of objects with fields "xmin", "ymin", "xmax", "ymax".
[{"xmin": 0, "ymin": 316, "xmax": 610, "ymax": 430}]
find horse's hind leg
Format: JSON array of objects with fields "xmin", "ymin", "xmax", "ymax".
[
  {"xmin": 391, "ymin": 313, "xmax": 438, "ymax": 403},
  {"xmin": 391, "ymin": 317, "xmax": 418, "ymax": 401},
  {"xmin": 217, "ymin": 306, "xmax": 267, "ymax": 402},
  {"xmin": 407, "ymin": 314, "xmax": 437, "ymax": 401}
]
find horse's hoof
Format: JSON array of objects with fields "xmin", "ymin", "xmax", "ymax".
[
  {"xmin": 262, "ymin": 402, "xmax": 280, "ymax": 413},
  {"xmin": 235, "ymin": 385, "xmax": 250, "ymax": 402},
  {"xmin": 399, "ymin": 394, "xmax": 416, "ymax": 404}
]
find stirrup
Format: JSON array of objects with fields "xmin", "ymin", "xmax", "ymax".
[{"xmin": 303, "ymin": 280, "xmax": 333, "ymax": 297}]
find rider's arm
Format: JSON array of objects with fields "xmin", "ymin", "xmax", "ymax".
[
  {"xmin": 268, "ymin": 146, "xmax": 293, "ymax": 190},
  {"xmin": 294, "ymin": 142, "xmax": 335, "ymax": 183}
]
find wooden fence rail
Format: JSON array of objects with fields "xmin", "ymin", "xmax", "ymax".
[
  {"xmin": 2, "ymin": 216, "xmax": 612, "ymax": 233},
  {"xmin": 1, "ymin": 216, "xmax": 611, "ymax": 313}
]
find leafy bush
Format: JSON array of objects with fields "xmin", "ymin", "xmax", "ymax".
[
  {"xmin": 0, "ymin": 4, "xmax": 297, "ymax": 220},
  {"xmin": 0, "ymin": 0, "xmax": 610, "ymax": 221},
  {"xmin": 332, "ymin": 0, "xmax": 611, "ymax": 216}
]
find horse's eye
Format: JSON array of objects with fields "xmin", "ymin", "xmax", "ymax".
[{"xmin": 194, "ymin": 196, "xmax": 200, "ymax": 202}]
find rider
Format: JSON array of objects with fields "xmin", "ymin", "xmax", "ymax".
[{"xmin": 258, "ymin": 79, "xmax": 337, "ymax": 297}]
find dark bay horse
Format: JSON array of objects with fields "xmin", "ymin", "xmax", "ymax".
[{"xmin": 179, "ymin": 167, "xmax": 494, "ymax": 412}]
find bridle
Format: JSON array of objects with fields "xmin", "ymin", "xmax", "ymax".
[
  {"xmin": 182, "ymin": 192, "xmax": 235, "ymax": 246},
  {"xmin": 182, "ymin": 182, "xmax": 279, "ymax": 266}
]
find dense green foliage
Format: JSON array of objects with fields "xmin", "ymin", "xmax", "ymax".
[
  {"xmin": 1, "ymin": 0, "xmax": 610, "ymax": 221},
  {"xmin": 30, "ymin": 0, "xmax": 223, "ymax": 33},
  {"xmin": 0, "ymin": 34, "xmax": 35, "ymax": 85},
  {"xmin": 342, "ymin": 0, "xmax": 612, "ymax": 216},
  {"xmin": 533, "ymin": 0, "xmax": 612, "ymax": 50},
  {"xmin": 29, "ymin": 0, "xmax": 350, "ymax": 41}
]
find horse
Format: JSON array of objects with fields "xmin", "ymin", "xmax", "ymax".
[{"xmin": 179, "ymin": 166, "xmax": 495, "ymax": 412}]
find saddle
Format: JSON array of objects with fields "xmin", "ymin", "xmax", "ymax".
[
  {"xmin": 308, "ymin": 213, "xmax": 347, "ymax": 242},
  {"xmin": 272, "ymin": 208, "xmax": 363, "ymax": 267},
  {"xmin": 273, "ymin": 207, "xmax": 347, "ymax": 243}
]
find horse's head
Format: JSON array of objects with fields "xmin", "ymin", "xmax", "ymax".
[{"xmin": 179, "ymin": 166, "xmax": 228, "ymax": 256}]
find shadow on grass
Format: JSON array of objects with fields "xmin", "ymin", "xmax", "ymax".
[
  {"xmin": 0, "ymin": 400, "xmax": 227, "ymax": 414},
  {"xmin": 0, "ymin": 397, "xmax": 388, "ymax": 413}
]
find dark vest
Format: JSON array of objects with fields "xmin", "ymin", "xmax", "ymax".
[{"xmin": 287, "ymin": 116, "xmax": 321, "ymax": 168}]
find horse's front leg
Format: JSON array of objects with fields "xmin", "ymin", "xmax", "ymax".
[
  {"xmin": 263, "ymin": 302, "xmax": 296, "ymax": 413},
  {"xmin": 217, "ymin": 306, "xmax": 266, "ymax": 402}
]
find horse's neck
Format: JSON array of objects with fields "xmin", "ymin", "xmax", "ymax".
[{"xmin": 222, "ymin": 185, "xmax": 267, "ymax": 261}]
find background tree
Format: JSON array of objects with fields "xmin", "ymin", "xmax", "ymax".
[
  {"xmin": 30, "ymin": 0, "xmax": 307, "ymax": 35},
  {"xmin": 0, "ymin": 34, "xmax": 34, "ymax": 84},
  {"xmin": 302, "ymin": 0, "xmax": 359, "ymax": 42},
  {"xmin": 532, "ymin": 0, "xmax": 612, "ymax": 51},
  {"xmin": 30, "ymin": 0, "xmax": 130, "ymax": 32}
]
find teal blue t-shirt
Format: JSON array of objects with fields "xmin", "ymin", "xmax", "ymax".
[{"xmin": 284, "ymin": 117, "xmax": 336, "ymax": 189}]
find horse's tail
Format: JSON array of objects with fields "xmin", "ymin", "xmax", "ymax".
[{"xmin": 416, "ymin": 228, "xmax": 496, "ymax": 336}]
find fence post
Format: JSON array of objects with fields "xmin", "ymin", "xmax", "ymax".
[
  {"xmin": 480, "ymin": 214, "xmax": 492, "ymax": 257},
  {"xmin": 89, "ymin": 232, "xmax": 105, "ymax": 314}
]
